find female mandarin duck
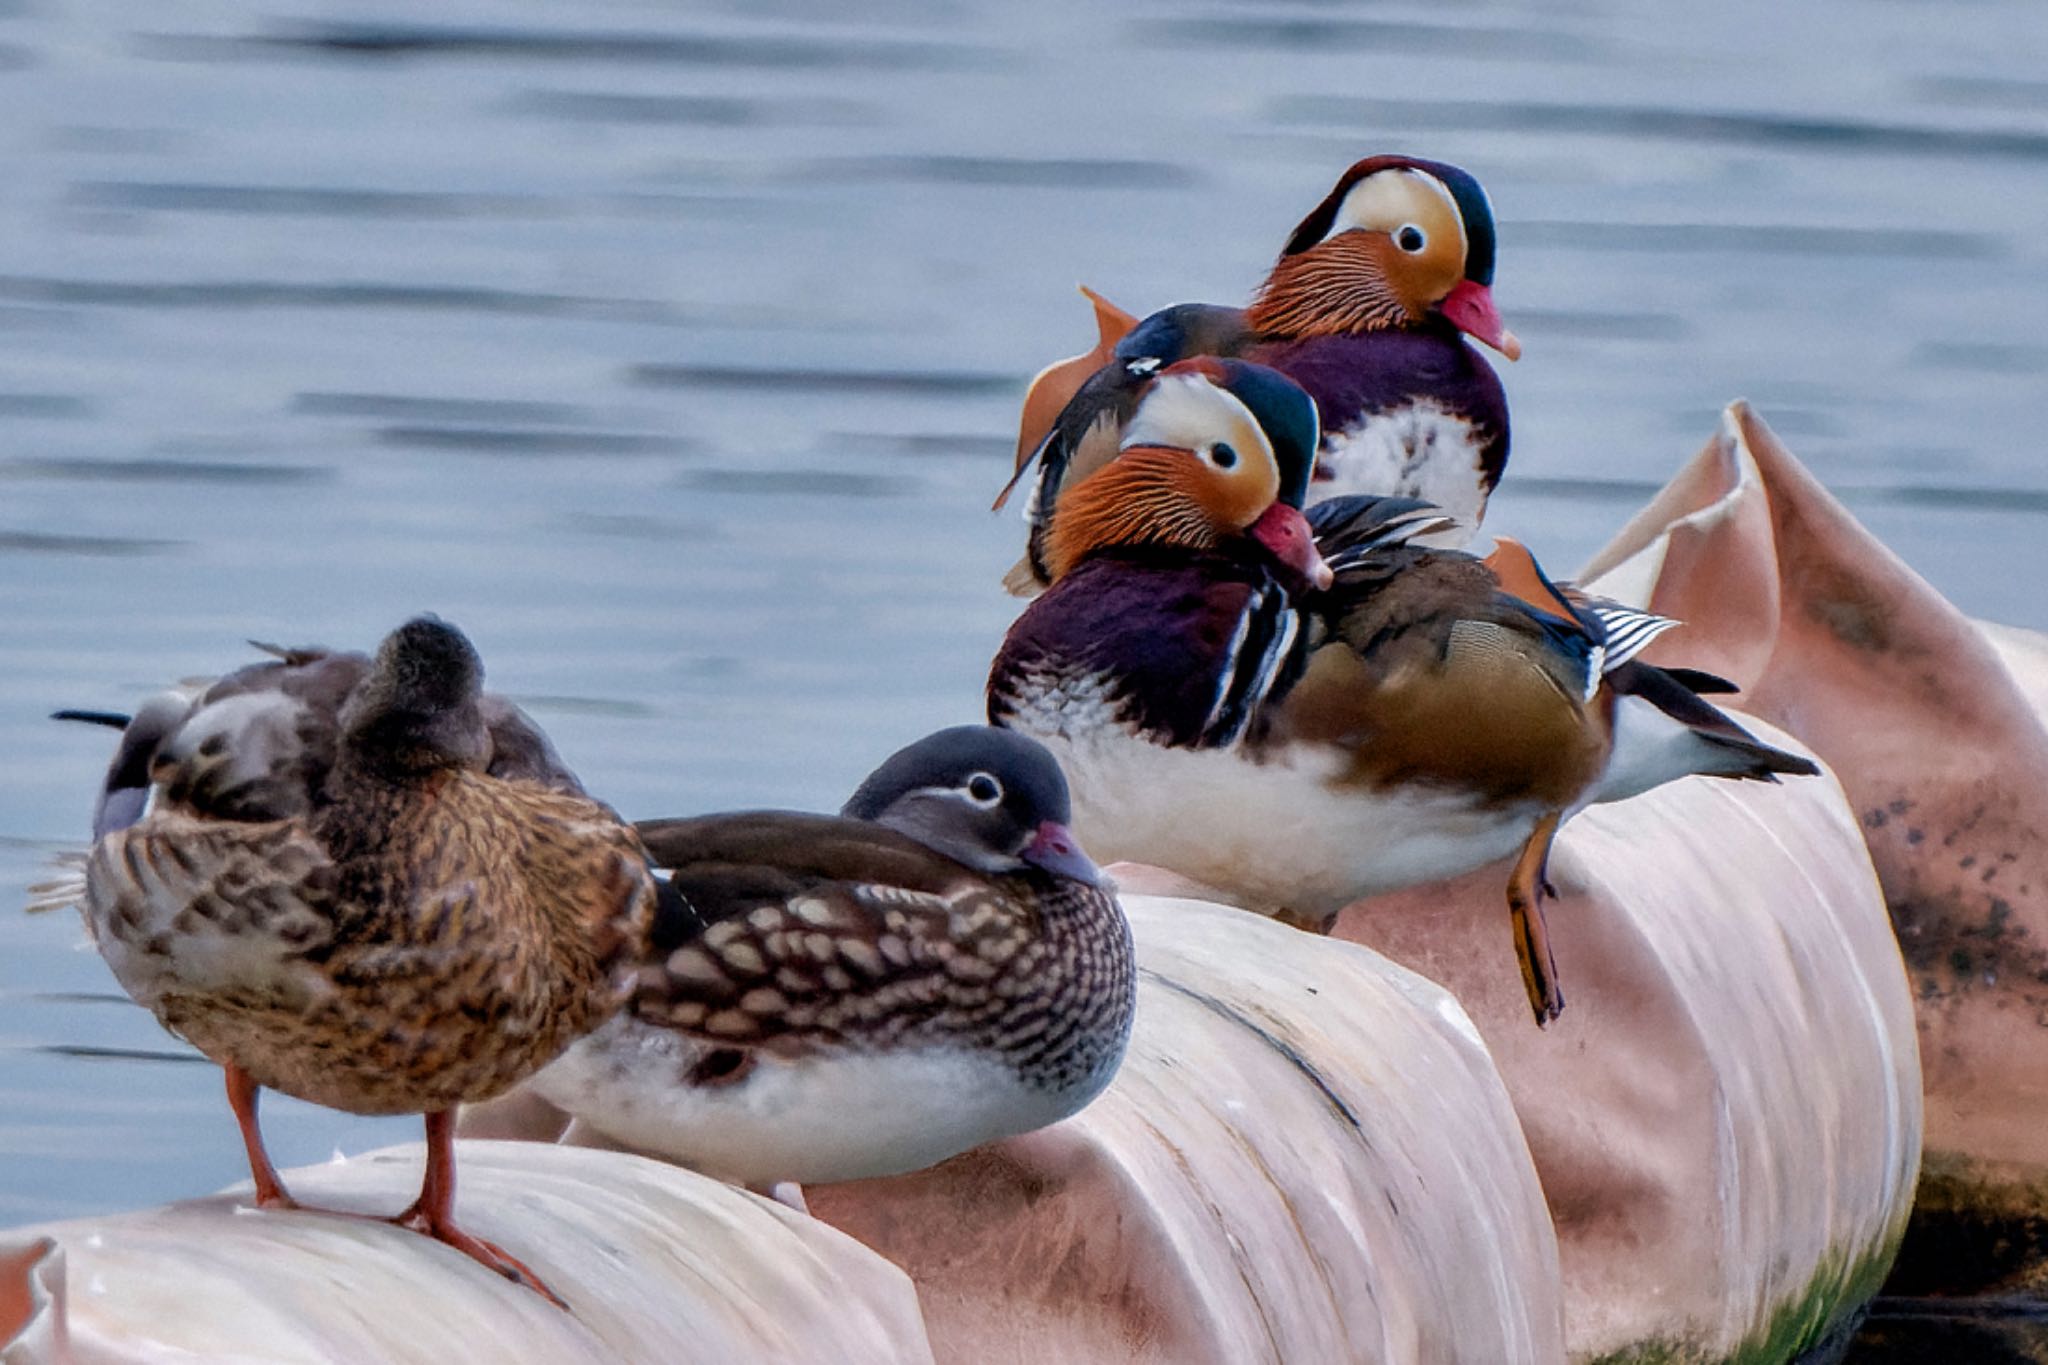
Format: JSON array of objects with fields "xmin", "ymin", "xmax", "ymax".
[
  {"xmin": 987, "ymin": 360, "xmax": 1818, "ymax": 1024},
  {"xmin": 998, "ymin": 154, "xmax": 1519, "ymax": 592},
  {"xmin": 43, "ymin": 617, "xmax": 655, "ymax": 1306},
  {"xmin": 528, "ymin": 725, "xmax": 1135, "ymax": 1200}
]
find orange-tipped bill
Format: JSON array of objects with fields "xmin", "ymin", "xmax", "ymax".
[
  {"xmin": 1249, "ymin": 503, "xmax": 1334, "ymax": 591},
  {"xmin": 1440, "ymin": 279, "xmax": 1521, "ymax": 361}
]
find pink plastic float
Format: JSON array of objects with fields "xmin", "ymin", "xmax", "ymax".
[
  {"xmin": 7, "ymin": 408, "xmax": 2009, "ymax": 1364},
  {"xmin": 1582, "ymin": 403, "xmax": 2048, "ymax": 1322},
  {"xmin": 473, "ymin": 895, "xmax": 1570, "ymax": 1364}
]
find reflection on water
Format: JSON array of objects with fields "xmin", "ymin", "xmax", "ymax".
[{"xmin": 0, "ymin": 2, "xmax": 2044, "ymax": 1344}]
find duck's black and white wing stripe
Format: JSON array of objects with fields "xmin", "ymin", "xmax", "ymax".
[
  {"xmin": 1580, "ymin": 599, "xmax": 1683, "ymax": 676},
  {"xmin": 1307, "ymin": 495, "xmax": 1456, "ymax": 575},
  {"xmin": 1199, "ymin": 584, "xmax": 1304, "ymax": 748}
]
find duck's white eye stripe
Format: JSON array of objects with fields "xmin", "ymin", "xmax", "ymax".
[
  {"xmin": 1122, "ymin": 374, "xmax": 1275, "ymax": 474},
  {"xmin": 1324, "ymin": 168, "xmax": 1466, "ymax": 261}
]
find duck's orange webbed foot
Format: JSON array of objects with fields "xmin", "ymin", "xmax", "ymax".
[
  {"xmin": 387, "ymin": 1201, "xmax": 569, "ymax": 1311},
  {"xmin": 395, "ymin": 1109, "xmax": 569, "ymax": 1310},
  {"xmin": 1507, "ymin": 813, "xmax": 1566, "ymax": 1026}
]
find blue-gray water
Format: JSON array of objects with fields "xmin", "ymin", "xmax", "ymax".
[{"xmin": 0, "ymin": 0, "xmax": 2042, "ymax": 1276}]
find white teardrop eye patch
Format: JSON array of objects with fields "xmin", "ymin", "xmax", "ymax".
[
  {"xmin": 1322, "ymin": 167, "xmax": 1466, "ymax": 265},
  {"xmin": 964, "ymin": 772, "xmax": 1003, "ymax": 806},
  {"xmin": 1122, "ymin": 373, "xmax": 1278, "ymax": 481}
]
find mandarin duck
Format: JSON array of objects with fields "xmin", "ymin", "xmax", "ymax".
[
  {"xmin": 38, "ymin": 618, "xmax": 655, "ymax": 1306},
  {"xmin": 987, "ymin": 361, "xmax": 1818, "ymax": 1024},
  {"xmin": 999, "ymin": 154, "xmax": 1520, "ymax": 593},
  {"xmin": 527, "ymin": 725, "xmax": 1134, "ymax": 1198}
]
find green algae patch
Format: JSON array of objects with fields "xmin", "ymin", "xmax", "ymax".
[{"xmin": 1587, "ymin": 1220, "xmax": 1909, "ymax": 1365}]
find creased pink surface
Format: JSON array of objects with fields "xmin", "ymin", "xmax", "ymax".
[
  {"xmin": 1587, "ymin": 404, "xmax": 2048, "ymax": 1186},
  {"xmin": 477, "ymin": 895, "xmax": 1568, "ymax": 1365}
]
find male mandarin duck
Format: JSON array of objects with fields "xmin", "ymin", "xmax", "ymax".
[
  {"xmin": 528, "ymin": 725, "xmax": 1134, "ymax": 1198},
  {"xmin": 37, "ymin": 617, "xmax": 655, "ymax": 1306},
  {"xmin": 999, "ymin": 154, "xmax": 1519, "ymax": 593},
  {"xmin": 987, "ymin": 360, "xmax": 1818, "ymax": 1024}
]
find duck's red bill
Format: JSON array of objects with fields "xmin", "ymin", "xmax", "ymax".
[
  {"xmin": 1249, "ymin": 503, "xmax": 1335, "ymax": 591},
  {"xmin": 1441, "ymin": 279, "xmax": 1522, "ymax": 361}
]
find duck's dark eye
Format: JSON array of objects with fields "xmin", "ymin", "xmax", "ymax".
[
  {"xmin": 965, "ymin": 773, "xmax": 1003, "ymax": 805},
  {"xmin": 1396, "ymin": 225, "xmax": 1426, "ymax": 253},
  {"xmin": 1211, "ymin": 443, "xmax": 1239, "ymax": 470}
]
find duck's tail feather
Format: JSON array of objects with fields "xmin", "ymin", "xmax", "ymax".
[
  {"xmin": 52, "ymin": 709, "xmax": 132, "ymax": 730},
  {"xmin": 25, "ymin": 850, "xmax": 88, "ymax": 916},
  {"xmin": 1597, "ymin": 661, "xmax": 1820, "ymax": 803},
  {"xmin": 1693, "ymin": 727, "xmax": 1824, "ymax": 783},
  {"xmin": 1658, "ymin": 665, "xmax": 1740, "ymax": 695}
]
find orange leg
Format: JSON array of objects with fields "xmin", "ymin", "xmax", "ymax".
[
  {"xmin": 1506, "ymin": 812, "xmax": 1566, "ymax": 1026},
  {"xmin": 225, "ymin": 1064, "xmax": 299, "ymax": 1210},
  {"xmin": 388, "ymin": 1111, "xmax": 568, "ymax": 1311}
]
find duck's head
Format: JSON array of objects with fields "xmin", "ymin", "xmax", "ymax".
[
  {"xmin": 338, "ymin": 615, "xmax": 490, "ymax": 776},
  {"xmin": 1248, "ymin": 155, "xmax": 1519, "ymax": 360},
  {"xmin": 1040, "ymin": 358, "xmax": 1334, "ymax": 592},
  {"xmin": 843, "ymin": 725, "xmax": 1102, "ymax": 887}
]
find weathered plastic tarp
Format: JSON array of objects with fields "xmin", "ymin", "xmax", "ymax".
[
  {"xmin": 1334, "ymin": 724, "xmax": 1919, "ymax": 1362},
  {"xmin": 1310, "ymin": 464, "xmax": 1916, "ymax": 1358},
  {"xmin": 472, "ymin": 895, "xmax": 1570, "ymax": 1365},
  {"xmin": 1582, "ymin": 402, "xmax": 2048, "ymax": 1312},
  {"xmin": 0, "ymin": 1141, "xmax": 933, "ymax": 1364}
]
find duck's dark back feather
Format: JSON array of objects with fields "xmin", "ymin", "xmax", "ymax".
[
  {"xmin": 635, "ymin": 811, "xmax": 980, "ymax": 953},
  {"xmin": 70, "ymin": 643, "xmax": 591, "ymax": 839}
]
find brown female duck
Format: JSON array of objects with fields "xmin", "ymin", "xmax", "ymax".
[{"xmin": 50, "ymin": 617, "xmax": 654, "ymax": 1305}]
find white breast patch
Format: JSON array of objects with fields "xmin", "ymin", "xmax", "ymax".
[{"xmin": 1311, "ymin": 401, "xmax": 1488, "ymax": 548}]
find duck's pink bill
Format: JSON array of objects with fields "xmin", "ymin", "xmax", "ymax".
[
  {"xmin": 1024, "ymin": 820, "xmax": 1104, "ymax": 888},
  {"xmin": 1440, "ymin": 279, "xmax": 1522, "ymax": 361},
  {"xmin": 1249, "ymin": 503, "xmax": 1335, "ymax": 591}
]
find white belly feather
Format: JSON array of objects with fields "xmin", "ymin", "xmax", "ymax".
[
  {"xmin": 1034, "ymin": 724, "xmax": 1539, "ymax": 922},
  {"xmin": 1312, "ymin": 401, "xmax": 1487, "ymax": 549},
  {"xmin": 530, "ymin": 1014, "xmax": 1099, "ymax": 1187}
]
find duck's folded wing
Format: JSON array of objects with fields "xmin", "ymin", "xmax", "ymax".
[
  {"xmin": 150, "ymin": 649, "xmax": 367, "ymax": 823},
  {"xmin": 628, "ymin": 813, "xmax": 1010, "ymax": 1048},
  {"xmin": 1305, "ymin": 494, "xmax": 1454, "ymax": 572},
  {"xmin": 66, "ymin": 691, "xmax": 200, "ymax": 839},
  {"xmin": 478, "ymin": 695, "xmax": 588, "ymax": 795},
  {"xmin": 84, "ymin": 814, "xmax": 338, "ymax": 997}
]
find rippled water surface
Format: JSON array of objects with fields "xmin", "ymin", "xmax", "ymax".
[{"xmin": 1, "ymin": 0, "xmax": 2043, "ymax": 1295}]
